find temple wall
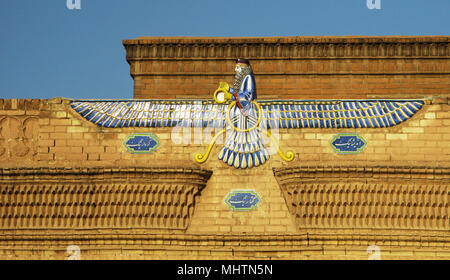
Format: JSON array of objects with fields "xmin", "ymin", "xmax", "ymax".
[
  {"xmin": 123, "ymin": 36, "xmax": 450, "ymax": 100},
  {"xmin": 0, "ymin": 36, "xmax": 448, "ymax": 260},
  {"xmin": 0, "ymin": 97, "xmax": 448, "ymax": 259},
  {"xmin": 1, "ymin": 98, "xmax": 449, "ymax": 168}
]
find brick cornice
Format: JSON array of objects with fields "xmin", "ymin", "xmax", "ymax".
[
  {"xmin": 0, "ymin": 230, "xmax": 448, "ymax": 256},
  {"xmin": 124, "ymin": 36, "xmax": 450, "ymax": 61},
  {"xmin": 0, "ymin": 167, "xmax": 213, "ymax": 186},
  {"xmin": 274, "ymin": 165, "xmax": 449, "ymax": 231},
  {"xmin": 125, "ymin": 36, "xmax": 450, "ymax": 44},
  {"xmin": 0, "ymin": 167, "xmax": 213, "ymax": 230},
  {"xmin": 0, "ymin": 166, "xmax": 212, "ymax": 179},
  {"xmin": 274, "ymin": 165, "xmax": 450, "ymax": 183}
]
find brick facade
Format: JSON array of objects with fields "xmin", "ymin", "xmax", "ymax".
[
  {"xmin": 0, "ymin": 96, "xmax": 449, "ymax": 259},
  {"xmin": 124, "ymin": 36, "xmax": 450, "ymax": 100},
  {"xmin": 0, "ymin": 36, "xmax": 449, "ymax": 260}
]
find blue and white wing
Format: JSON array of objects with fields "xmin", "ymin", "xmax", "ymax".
[
  {"xmin": 70, "ymin": 100, "xmax": 227, "ymax": 128},
  {"xmin": 71, "ymin": 99, "xmax": 424, "ymax": 129},
  {"xmin": 258, "ymin": 100, "xmax": 424, "ymax": 129}
]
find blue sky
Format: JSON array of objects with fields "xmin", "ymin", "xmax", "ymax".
[{"xmin": 0, "ymin": 0, "xmax": 449, "ymax": 99}]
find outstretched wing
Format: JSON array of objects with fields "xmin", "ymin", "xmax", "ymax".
[
  {"xmin": 71, "ymin": 99, "xmax": 424, "ymax": 129},
  {"xmin": 70, "ymin": 100, "xmax": 227, "ymax": 128},
  {"xmin": 258, "ymin": 100, "xmax": 424, "ymax": 129}
]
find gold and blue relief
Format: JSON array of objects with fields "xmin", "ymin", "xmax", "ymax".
[
  {"xmin": 331, "ymin": 134, "xmax": 367, "ymax": 154},
  {"xmin": 71, "ymin": 99, "xmax": 424, "ymax": 168},
  {"xmin": 123, "ymin": 133, "xmax": 160, "ymax": 154},
  {"xmin": 225, "ymin": 190, "xmax": 261, "ymax": 211},
  {"xmin": 71, "ymin": 99, "xmax": 424, "ymax": 129},
  {"xmin": 71, "ymin": 100, "xmax": 227, "ymax": 129}
]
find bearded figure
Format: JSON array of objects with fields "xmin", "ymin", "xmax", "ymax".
[{"xmin": 217, "ymin": 59, "xmax": 270, "ymax": 168}]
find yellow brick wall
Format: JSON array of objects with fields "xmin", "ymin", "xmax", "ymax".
[
  {"xmin": 0, "ymin": 97, "xmax": 449, "ymax": 259},
  {"xmin": 5, "ymin": 97, "xmax": 443, "ymax": 170}
]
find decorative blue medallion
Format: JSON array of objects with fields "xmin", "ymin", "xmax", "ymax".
[
  {"xmin": 225, "ymin": 190, "xmax": 261, "ymax": 211},
  {"xmin": 331, "ymin": 134, "xmax": 367, "ymax": 154},
  {"xmin": 123, "ymin": 133, "xmax": 160, "ymax": 154}
]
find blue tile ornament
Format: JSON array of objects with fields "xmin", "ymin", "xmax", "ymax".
[
  {"xmin": 331, "ymin": 134, "xmax": 367, "ymax": 154},
  {"xmin": 123, "ymin": 133, "xmax": 160, "ymax": 154},
  {"xmin": 225, "ymin": 190, "xmax": 261, "ymax": 211}
]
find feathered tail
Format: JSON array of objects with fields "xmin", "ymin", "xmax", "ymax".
[{"xmin": 218, "ymin": 128, "xmax": 269, "ymax": 168}]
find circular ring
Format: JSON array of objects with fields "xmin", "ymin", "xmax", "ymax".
[
  {"xmin": 226, "ymin": 101, "xmax": 262, "ymax": 132},
  {"xmin": 213, "ymin": 89, "xmax": 226, "ymax": 104}
]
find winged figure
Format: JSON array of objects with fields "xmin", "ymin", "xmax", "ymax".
[{"xmin": 70, "ymin": 59, "xmax": 424, "ymax": 169}]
